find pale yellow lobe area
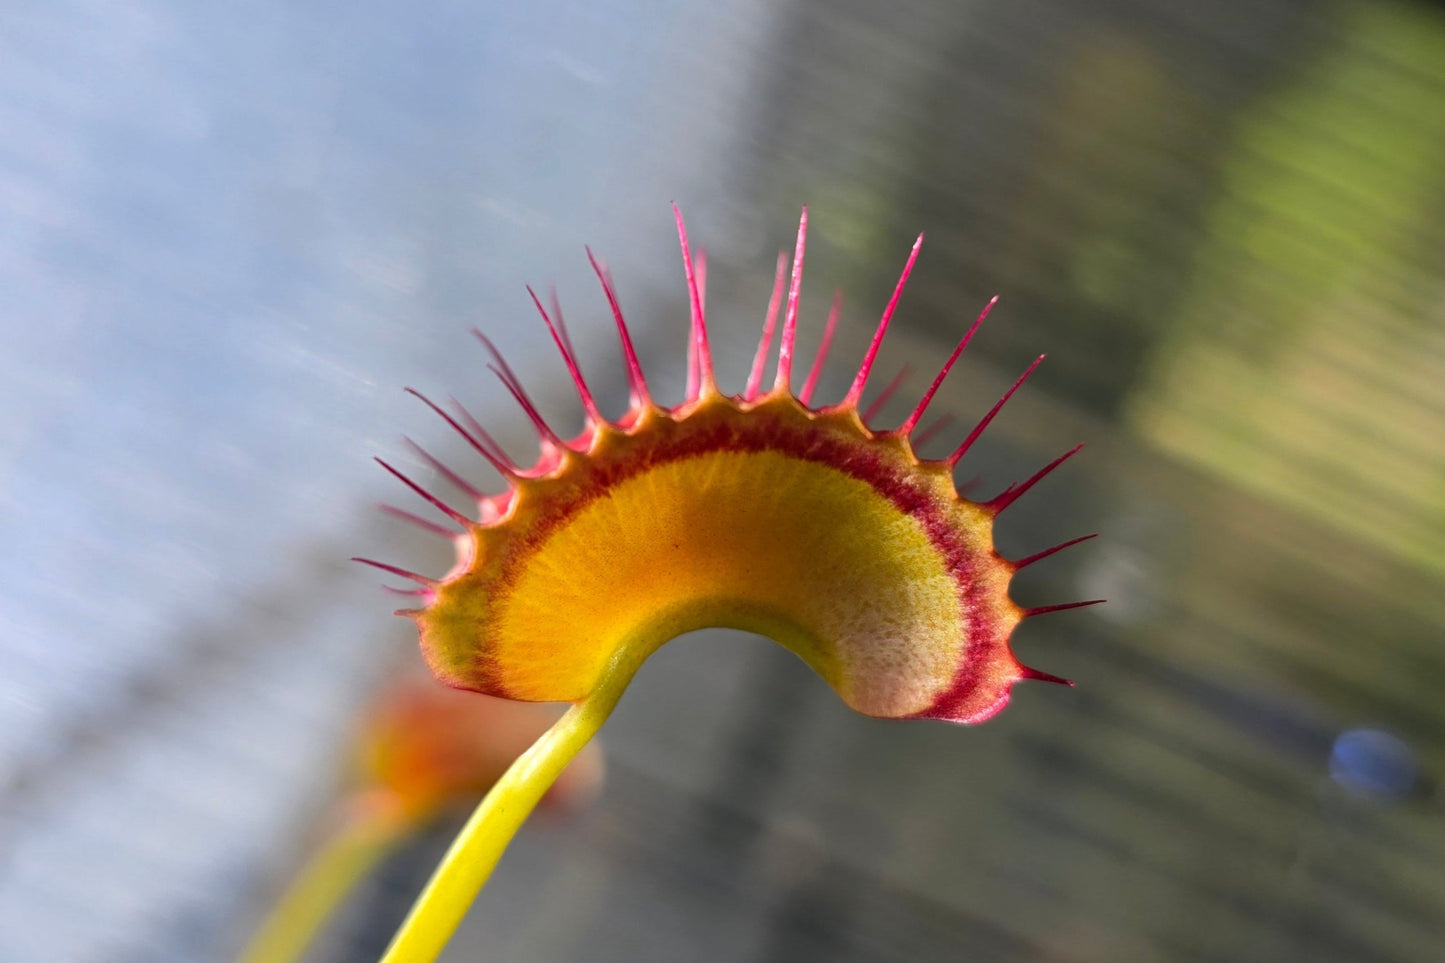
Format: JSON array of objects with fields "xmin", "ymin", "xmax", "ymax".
[{"xmin": 489, "ymin": 449, "xmax": 967, "ymax": 717}]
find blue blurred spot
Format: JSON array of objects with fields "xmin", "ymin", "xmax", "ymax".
[{"xmin": 1329, "ymin": 728, "xmax": 1417, "ymax": 798}]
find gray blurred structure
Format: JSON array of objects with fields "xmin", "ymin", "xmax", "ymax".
[{"xmin": 2, "ymin": 0, "xmax": 1444, "ymax": 961}]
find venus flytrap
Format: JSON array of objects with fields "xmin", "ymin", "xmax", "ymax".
[{"xmin": 353, "ymin": 206, "xmax": 1097, "ymax": 963}]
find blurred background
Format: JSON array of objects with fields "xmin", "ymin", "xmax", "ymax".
[{"xmin": 2, "ymin": 0, "xmax": 1443, "ymax": 960}]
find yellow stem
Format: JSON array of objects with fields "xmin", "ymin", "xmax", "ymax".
[
  {"xmin": 237, "ymin": 795, "xmax": 411, "ymax": 963},
  {"xmin": 378, "ymin": 649, "xmax": 641, "ymax": 963}
]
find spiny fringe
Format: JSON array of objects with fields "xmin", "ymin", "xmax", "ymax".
[
  {"xmin": 547, "ymin": 287, "xmax": 580, "ymax": 368},
  {"xmin": 798, "ymin": 290, "xmax": 842, "ymax": 406},
  {"xmin": 948, "ymin": 354, "xmax": 1044, "ymax": 468},
  {"xmin": 375, "ymin": 457, "xmax": 475, "ymax": 529},
  {"xmin": 1019, "ymin": 665, "xmax": 1074, "ymax": 686},
  {"xmin": 673, "ymin": 204, "xmax": 713, "ymax": 398},
  {"xmin": 692, "ymin": 248, "xmax": 708, "ymax": 398},
  {"xmin": 396, "ymin": 214, "xmax": 1052, "ymax": 502},
  {"xmin": 695, "ymin": 249, "xmax": 708, "ymax": 311},
  {"xmin": 379, "ymin": 504, "xmax": 461, "ymax": 539},
  {"xmin": 380, "ymin": 210, "xmax": 1072, "ymax": 569},
  {"xmin": 861, "ymin": 364, "xmax": 914, "ymax": 424},
  {"xmin": 775, "ymin": 207, "xmax": 809, "ymax": 391},
  {"xmin": 987, "ymin": 444, "xmax": 1084, "ymax": 514},
  {"xmin": 912, "ymin": 413, "xmax": 955, "ymax": 448},
  {"xmin": 528, "ymin": 286, "xmax": 603, "ymax": 425},
  {"xmin": 1013, "ymin": 533, "xmax": 1097, "ymax": 569},
  {"xmin": 586, "ymin": 246, "xmax": 651, "ymax": 408},
  {"xmin": 404, "ymin": 438, "xmax": 485, "ymax": 501},
  {"xmin": 351, "ymin": 557, "xmax": 439, "ymax": 587},
  {"xmin": 473, "ymin": 331, "xmax": 564, "ymax": 448},
  {"xmin": 488, "ymin": 364, "xmax": 566, "ymax": 454},
  {"xmin": 746, "ymin": 251, "xmax": 788, "ymax": 400},
  {"xmin": 899, "ymin": 296, "xmax": 996, "ymax": 436},
  {"xmin": 449, "ymin": 397, "xmax": 518, "ymax": 472},
  {"xmin": 406, "ymin": 388, "xmax": 515, "ymax": 478},
  {"xmin": 383, "ymin": 585, "xmax": 436, "ymax": 599},
  {"xmin": 845, "ymin": 234, "xmax": 923, "ymax": 407},
  {"xmin": 1026, "ymin": 599, "xmax": 1105, "ymax": 617}
]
